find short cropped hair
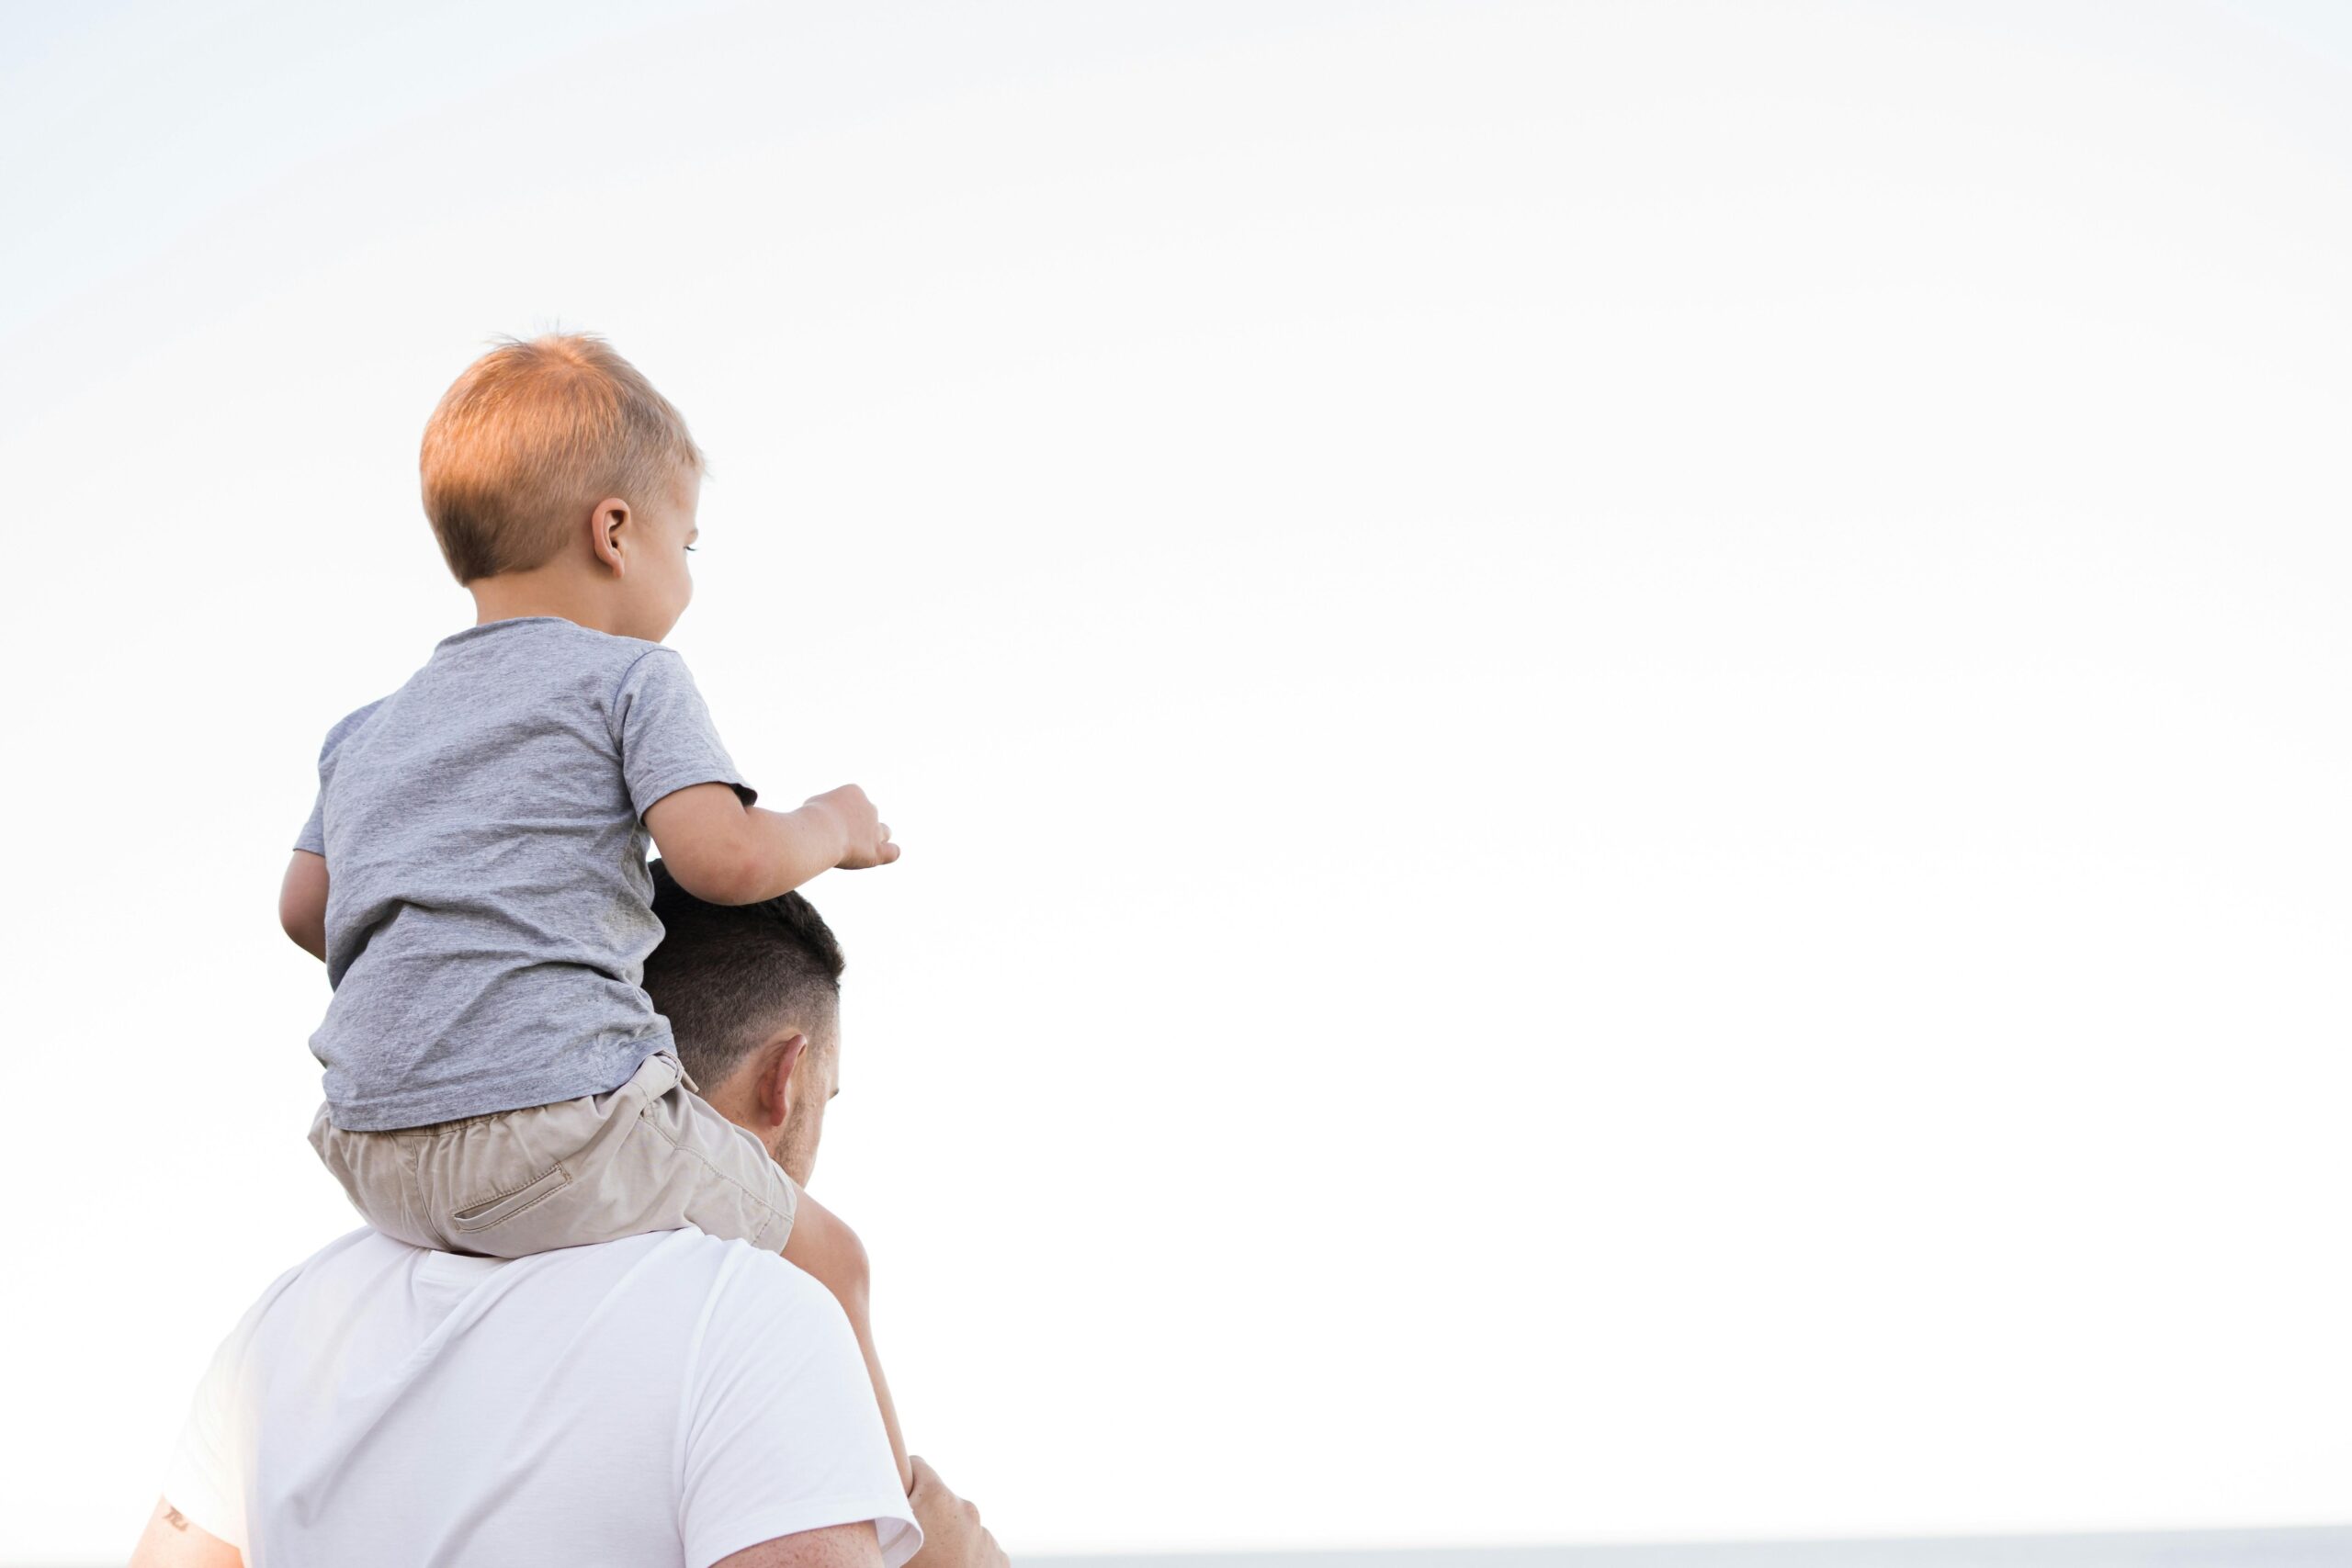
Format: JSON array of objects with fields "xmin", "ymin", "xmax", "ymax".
[
  {"xmin": 643, "ymin": 861, "xmax": 846, "ymax": 1090},
  {"xmin": 419, "ymin": 333, "xmax": 704, "ymax": 583}
]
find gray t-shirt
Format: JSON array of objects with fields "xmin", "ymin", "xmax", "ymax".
[{"xmin": 298, "ymin": 617, "xmax": 753, "ymax": 1131}]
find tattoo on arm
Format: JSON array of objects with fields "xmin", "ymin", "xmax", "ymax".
[{"xmin": 164, "ymin": 1506, "xmax": 189, "ymax": 1532}]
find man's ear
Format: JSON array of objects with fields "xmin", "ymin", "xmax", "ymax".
[
  {"xmin": 757, "ymin": 1031, "xmax": 809, "ymax": 1132},
  {"xmin": 586, "ymin": 495, "xmax": 631, "ymax": 576}
]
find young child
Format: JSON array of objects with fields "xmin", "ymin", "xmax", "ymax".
[{"xmin": 278, "ymin": 333, "xmax": 911, "ymax": 1483}]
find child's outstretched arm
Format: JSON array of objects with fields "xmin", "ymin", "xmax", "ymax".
[
  {"xmin": 279, "ymin": 852, "xmax": 329, "ymax": 960},
  {"xmin": 783, "ymin": 1189, "xmax": 913, "ymax": 1492},
  {"xmin": 646, "ymin": 782, "xmax": 899, "ymax": 907}
]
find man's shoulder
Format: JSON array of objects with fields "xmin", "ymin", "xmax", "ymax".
[
  {"xmin": 692, "ymin": 1233, "xmax": 850, "ymax": 1320},
  {"xmin": 259, "ymin": 1226, "xmax": 388, "ymax": 1293},
  {"xmin": 207, "ymin": 1229, "xmax": 389, "ymax": 1367},
  {"xmin": 550, "ymin": 1226, "xmax": 829, "ymax": 1305},
  {"xmin": 247, "ymin": 1229, "xmax": 847, "ymax": 1387},
  {"xmin": 264, "ymin": 1227, "xmax": 826, "ymax": 1313},
  {"xmin": 234, "ymin": 1230, "xmax": 783, "ymax": 1364}
]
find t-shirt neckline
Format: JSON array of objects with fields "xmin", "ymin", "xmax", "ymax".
[{"xmin": 436, "ymin": 616, "xmax": 588, "ymax": 651}]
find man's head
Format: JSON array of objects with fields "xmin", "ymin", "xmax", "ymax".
[
  {"xmin": 421, "ymin": 333, "xmax": 704, "ymax": 640},
  {"xmin": 642, "ymin": 861, "xmax": 845, "ymax": 1186}
]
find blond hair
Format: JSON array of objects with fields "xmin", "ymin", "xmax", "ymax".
[{"xmin": 419, "ymin": 333, "xmax": 704, "ymax": 583}]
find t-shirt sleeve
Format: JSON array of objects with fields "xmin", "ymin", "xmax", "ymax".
[
  {"xmin": 294, "ymin": 698, "xmax": 386, "ymax": 856},
  {"xmin": 157, "ymin": 1301, "xmax": 264, "ymax": 1552},
  {"xmin": 614, "ymin": 649, "xmax": 758, "ymax": 819},
  {"xmin": 295, "ymin": 792, "xmax": 327, "ymax": 857},
  {"xmin": 677, "ymin": 1249, "xmax": 921, "ymax": 1568}
]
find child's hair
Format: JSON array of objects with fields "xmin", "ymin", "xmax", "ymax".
[{"xmin": 419, "ymin": 333, "xmax": 705, "ymax": 583}]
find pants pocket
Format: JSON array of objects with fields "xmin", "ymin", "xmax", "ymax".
[{"xmin": 451, "ymin": 1164, "xmax": 571, "ymax": 1233}]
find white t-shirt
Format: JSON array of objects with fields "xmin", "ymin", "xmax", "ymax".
[{"xmin": 162, "ymin": 1227, "xmax": 921, "ymax": 1568}]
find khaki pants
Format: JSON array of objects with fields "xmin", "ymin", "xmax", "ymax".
[{"xmin": 311, "ymin": 1052, "xmax": 797, "ymax": 1258}]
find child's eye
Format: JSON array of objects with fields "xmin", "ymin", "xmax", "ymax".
[{"xmin": 684, "ymin": 545, "xmax": 698, "ymax": 553}]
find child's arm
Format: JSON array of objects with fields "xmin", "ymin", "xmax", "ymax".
[
  {"xmin": 782, "ymin": 1190, "xmax": 913, "ymax": 1492},
  {"xmin": 278, "ymin": 852, "xmax": 329, "ymax": 961},
  {"xmin": 645, "ymin": 782, "xmax": 898, "ymax": 908}
]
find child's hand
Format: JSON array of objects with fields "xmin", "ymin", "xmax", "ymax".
[{"xmin": 806, "ymin": 783, "xmax": 899, "ymax": 869}]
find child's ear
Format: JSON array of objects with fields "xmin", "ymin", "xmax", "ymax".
[{"xmin": 587, "ymin": 496, "xmax": 631, "ymax": 576}]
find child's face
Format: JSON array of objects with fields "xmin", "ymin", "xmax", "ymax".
[{"xmin": 621, "ymin": 466, "xmax": 702, "ymax": 641}]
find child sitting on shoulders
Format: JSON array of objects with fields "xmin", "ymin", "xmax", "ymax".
[{"xmin": 279, "ymin": 333, "xmax": 910, "ymax": 1484}]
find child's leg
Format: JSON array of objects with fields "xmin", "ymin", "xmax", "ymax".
[
  {"xmin": 338, "ymin": 1056, "xmax": 710, "ymax": 1258},
  {"xmin": 310, "ymin": 1103, "xmax": 441, "ymax": 1250},
  {"xmin": 783, "ymin": 1189, "xmax": 913, "ymax": 1492}
]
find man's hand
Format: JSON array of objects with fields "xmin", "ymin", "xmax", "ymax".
[
  {"xmin": 904, "ymin": 1457, "xmax": 1008, "ymax": 1568},
  {"xmin": 803, "ymin": 784, "xmax": 899, "ymax": 870}
]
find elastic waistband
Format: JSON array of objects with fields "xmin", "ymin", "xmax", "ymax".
[{"xmin": 334, "ymin": 1051, "xmax": 681, "ymax": 1137}]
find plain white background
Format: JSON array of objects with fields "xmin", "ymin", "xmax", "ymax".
[{"xmin": 3, "ymin": 1, "xmax": 2348, "ymax": 1560}]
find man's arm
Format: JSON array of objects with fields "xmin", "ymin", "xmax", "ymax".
[
  {"xmin": 278, "ymin": 851, "xmax": 328, "ymax": 960},
  {"xmin": 646, "ymin": 782, "xmax": 897, "ymax": 907},
  {"xmin": 714, "ymin": 1519, "xmax": 887, "ymax": 1568},
  {"xmin": 711, "ymin": 1461, "xmax": 1008, "ymax": 1568},
  {"xmin": 129, "ymin": 1500, "xmax": 900, "ymax": 1568},
  {"xmin": 128, "ymin": 1497, "xmax": 241, "ymax": 1568}
]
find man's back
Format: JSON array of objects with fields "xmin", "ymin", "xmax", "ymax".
[{"xmin": 163, "ymin": 1228, "xmax": 918, "ymax": 1568}]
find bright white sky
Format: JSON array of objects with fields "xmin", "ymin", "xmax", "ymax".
[{"xmin": 4, "ymin": 1, "xmax": 2350, "ymax": 1560}]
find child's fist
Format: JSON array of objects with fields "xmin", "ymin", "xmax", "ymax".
[{"xmin": 808, "ymin": 783, "xmax": 899, "ymax": 869}]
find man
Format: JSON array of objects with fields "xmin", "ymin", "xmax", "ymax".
[{"xmin": 131, "ymin": 867, "xmax": 1005, "ymax": 1568}]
